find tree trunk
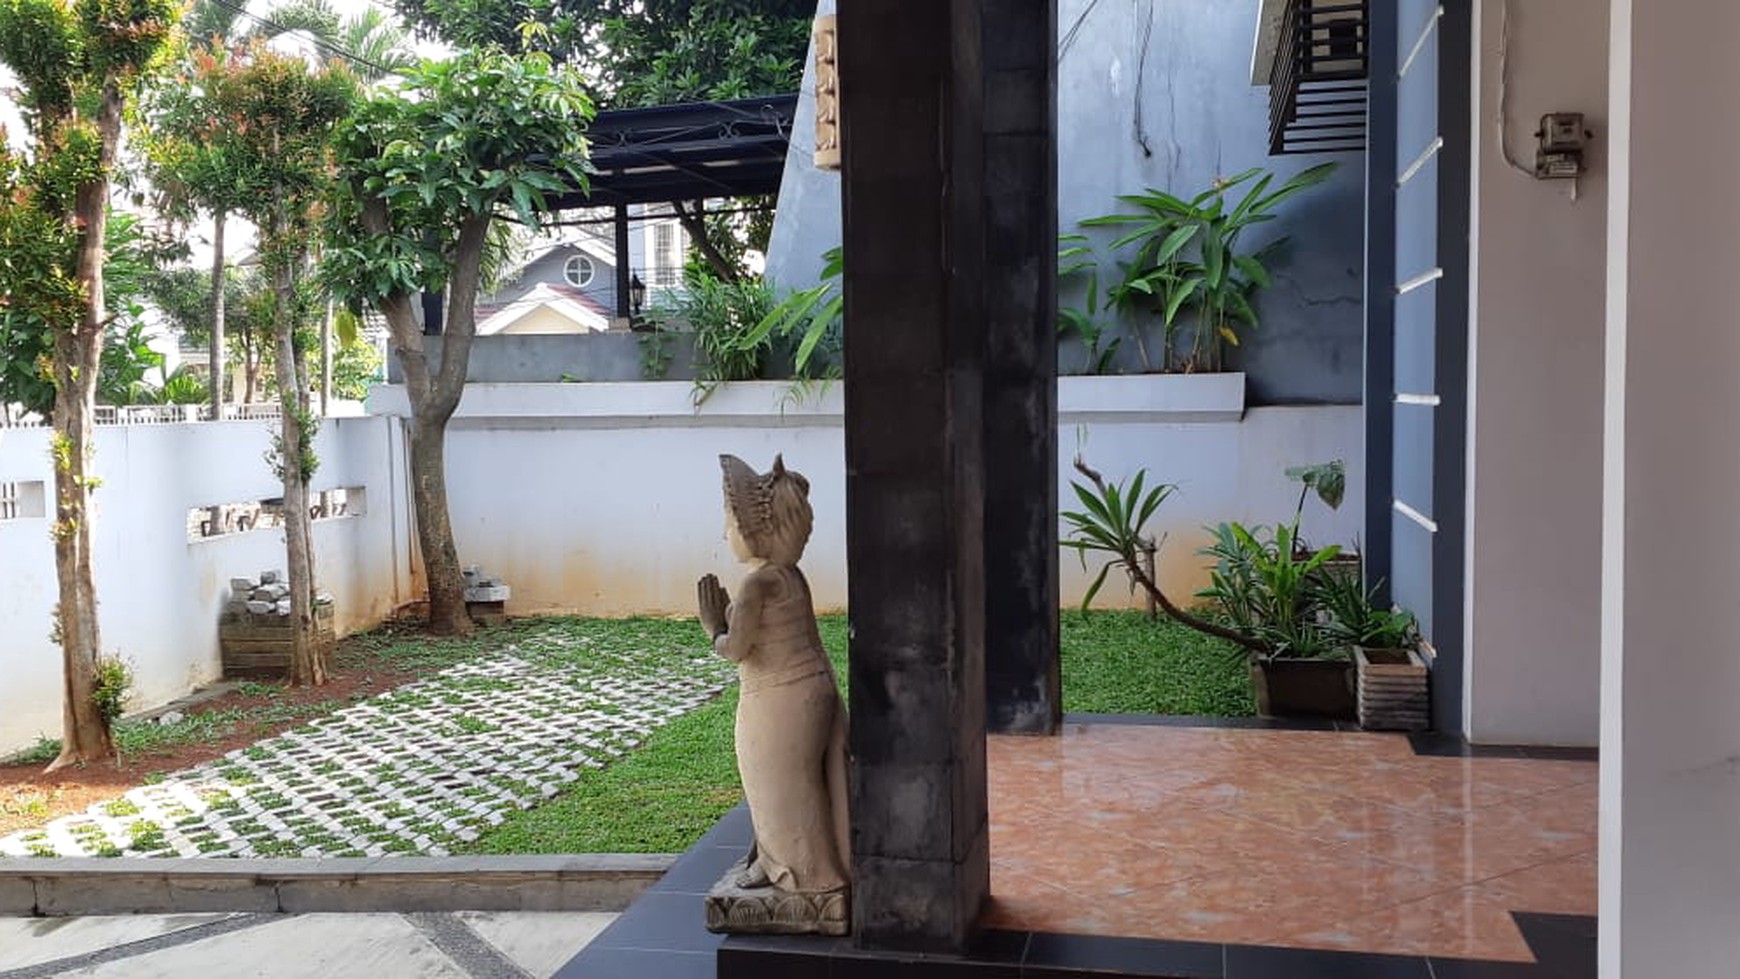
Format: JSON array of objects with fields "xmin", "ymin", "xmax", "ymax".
[
  {"xmin": 209, "ymin": 212, "xmax": 226, "ymax": 418},
  {"xmin": 408, "ymin": 418, "xmax": 469, "ymax": 633},
  {"xmin": 671, "ymin": 200, "xmax": 738, "ymax": 282},
  {"xmin": 272, "ymin": 260, "xmax": 323, "ymax": 686},
  {"xmin": 363, "ymin": 205, "xmax": 491, "ymax": 635},
  {"xmin": 45, "ymin": 88, "xmax": 124, "ymax": 772},
  {"xmin": 243, "ymin": 341, "xmax": 259, "ymax": 403}
]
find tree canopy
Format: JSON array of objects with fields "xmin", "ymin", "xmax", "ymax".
[
  {"xmin": 388, "ymin": 0, "xmax": 810, "ymax": 107},
  {"xmin": 323, "ymin": 46, "xmax": 592, "ymax": 635}
]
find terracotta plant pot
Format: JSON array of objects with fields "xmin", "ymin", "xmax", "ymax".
[
  {"xmin": 1355, "ymin": 647, "xmax": 1430, "ymax": 731},
  {"xmin": 1250, "ymin": 658, "xmax": 1356, "ymax": 720}
]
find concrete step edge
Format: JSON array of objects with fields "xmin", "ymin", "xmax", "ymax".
[{"xmin": 0, "ymin": 854, "xmax": 677, "ymax": 917}]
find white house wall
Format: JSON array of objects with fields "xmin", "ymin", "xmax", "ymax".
[
  {"xmin": 1463, "ymin": 0, "xmax": 1607, "ymax": 746},
  {"xmin": 0, "ymin": 417, "xmax": 410, "ymax": 756}
]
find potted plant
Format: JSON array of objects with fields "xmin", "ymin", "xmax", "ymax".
[
  {"xmin": 1318, "ymin": 573, "xmax": 1428, "ymax": 731},
  {"xmin": 1197, "ymin": 520, "xmax": 1355, "ymax": 719}
]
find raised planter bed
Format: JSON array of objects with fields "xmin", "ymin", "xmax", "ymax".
[
  {"xmin": 1250, "ymin": 658, "xmax": 1355, "ymax": 721},
  {"xmin": 1356, "ymin": 647, "xmax": 1430, "ymax": 731}
]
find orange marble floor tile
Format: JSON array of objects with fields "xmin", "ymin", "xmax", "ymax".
[{"xmin": 982, "ymin": 723, "xmax": 1600, "ymax": 963}]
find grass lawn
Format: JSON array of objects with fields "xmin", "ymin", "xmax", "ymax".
[
  {"xmin": 1060, "ymin": 610, "xmax": 1255, "ymax": 716},
  {"xmin": 466, "ymin": 610, "xmax": 1252, "ymax": 855}
]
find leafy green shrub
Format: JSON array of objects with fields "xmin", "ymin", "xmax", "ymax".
[
  {"xmin": 747, "ymin": 245, "xmax": 842, "ymax": 378},
  {"xmin": 656, "ymin": 269, "xmax": 778, "ymax": 396},
  {"xmin": 1058, "ymin": 234, "xmax": 1121, "ymax": 374},
  {"xmin": 1196, "ymin": 521, "xmax": 1345, "ymax": 660},
  {"xmin": 92, "ymin": 655, "xmax": 133, "ymax": 725}
]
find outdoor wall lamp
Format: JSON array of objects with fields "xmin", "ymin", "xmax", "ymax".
[{"xmin": 630, "ymin": 274, "xmax": 646, "ymax": 316}]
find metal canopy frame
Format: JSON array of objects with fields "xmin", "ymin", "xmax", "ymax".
[
  {"xmin": 424, "ymin": 94, "xmax": 797, "ymax": 332},
  {"xmin": 550, "ymin": 94, "xmax": 798, "ymax": 209}
]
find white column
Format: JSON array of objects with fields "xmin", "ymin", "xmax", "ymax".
[
  {"xmin": 1464, "ymin": 0, "xmax": 1606, "ymax": 746},
  {"xmin": 1601, "ymin": 1, "xmax": 1740, "ymax": 974}
]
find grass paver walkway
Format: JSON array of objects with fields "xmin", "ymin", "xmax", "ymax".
[{"xmin": 0, "ymin": 619, "xmax": 732, "ymax": 859}]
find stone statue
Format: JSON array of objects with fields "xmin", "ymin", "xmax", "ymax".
[{"xmin": 698, "ymin": 454, "xmax": 851, "ymax": 936}]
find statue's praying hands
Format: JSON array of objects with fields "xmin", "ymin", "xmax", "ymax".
[{"xmin": 697, "ymin": 573, "xmax": 730, "ymax": 640}]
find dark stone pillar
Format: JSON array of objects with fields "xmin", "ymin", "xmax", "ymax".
[
  {"xmin": 839, "ymin": 0, "xmax": 990, "ymax": 954},
  {"xmin": 981, "ymin": 0, "xmax": 1060, "ymax": 736}
]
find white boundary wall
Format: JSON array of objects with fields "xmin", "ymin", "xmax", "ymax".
[
  {"xmin": 369, "ymin": 377, "xmax": 1363, "ymax": 617},
  {"xmin": 1, "ymin": 378, "xmax": 1360, "ymax": 756},
  {"xmin": 0, "ymin": 417, "xmax": 412, "ymax": 755}
]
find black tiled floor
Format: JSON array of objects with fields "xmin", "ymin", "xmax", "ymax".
[
  {"xmin": 1023, "ymin": 932, "xmax": 1223, "ymax": 978},
  {"xmin": 1222, "ymin": 945, "xmax": 1433, "ymax": 979},
  {"xmin": 1407, "ymin": 731, "xmax": 1598, "ymax": 761},
  {"xmin": 557, "ymin": 946, "xmax": 717, "ymax": 978}
]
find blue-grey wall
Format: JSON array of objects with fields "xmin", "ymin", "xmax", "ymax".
[
  {"xmin": 766, "ymin": 0, "xmax": 1366, "ymax": 405},
  {"xmin": 386, "ymin": 333, "xmax": 698, "ymax": 384}
]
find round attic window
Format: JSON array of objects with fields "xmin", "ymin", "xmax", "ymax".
[{"xmin": 564, "ymin": 254, "xmax": 596, "ymax": 288}]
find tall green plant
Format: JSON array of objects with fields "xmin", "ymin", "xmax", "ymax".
[
  {"xmin": 659, "ymin": 268, "xmax": 778, "ymax": 399},
  {"xmin": 747, "ymin": 245, "xmax": 842, "ymax": 377},
  {"xmin": 1196, "ymin": 521, "xmax": 1344, "ymax": 661},
  {"xmin": 0, "ymin": 0, "xmax": 178, "ymax": 770},
  {"xmin": 1083, "ymin": 163, "xmax": 1337, "ymax": 373},
  {"xmin": 1057, "ymin": 233, "xmax": 1120, "ymax": 374},
  {"xmin": 324, "ymin": 48, "xmax": 594, "ymax": 637}
]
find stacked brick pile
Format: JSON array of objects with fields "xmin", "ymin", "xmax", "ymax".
[{"xmin": 219, "ymin": 569, "xmax": 336, "ymax": 678}]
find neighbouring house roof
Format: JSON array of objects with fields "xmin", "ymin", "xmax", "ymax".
[
  {"xmin": 499, "ymin": 237, "xmax": 617, "ymax": 287},
  {"xmin": 476, "ymin": 282, "xmax": 612, "ymax": 335}
]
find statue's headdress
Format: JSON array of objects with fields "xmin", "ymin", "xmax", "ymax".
[{"xmin": 720, "ymin": 454, "xmax": 813, "ymax": 564}]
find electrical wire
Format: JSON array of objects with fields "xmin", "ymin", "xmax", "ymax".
[
  {"xmin": 1495, "ymin": 0, "xmax": 1535, "ymax": 178},
  {"xmin": 199, "ymin": 0, "xmax": 393, "ymax": 78}
]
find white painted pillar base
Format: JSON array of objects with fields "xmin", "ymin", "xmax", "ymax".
[{"xmin": 1601, "ymin": 1, "xmax": 1740, "ymax": 974}]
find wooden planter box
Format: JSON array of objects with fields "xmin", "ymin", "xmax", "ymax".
[
  {"xmin": 220, "ymin": 603, "xmax": 336, "ymax": 679},
  {"xmin": 1250, "ymin": 658, "xmax": 1355, "ymax": 720},
  {"xmin": 1355, "ymin": 647, "xmax": 1429, "ymax": 731}
]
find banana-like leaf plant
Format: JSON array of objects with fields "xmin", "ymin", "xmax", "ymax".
[
  {"xmin": 745, "ymin": 245, "xmax": 843, "ymax": 376},
  {"xmin": 1082, "ymin": 162, "xmax": 1337, "ymax": 372}
]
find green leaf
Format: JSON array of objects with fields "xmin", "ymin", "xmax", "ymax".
[
  {"xmin": 1232, "ymin": 255, "xmax": 1270, "ymax": 290},
  {"xmin": 1081, "ymin": 561, "xmax": 1114, "ymax": 613},
  {"xmin": 1163, "ymin": 277, "xmax": 1202, "ymax": 326},
  {"xmin": 1154, "ymin": 224, "xmax": 1200, "ymax": 266}
]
